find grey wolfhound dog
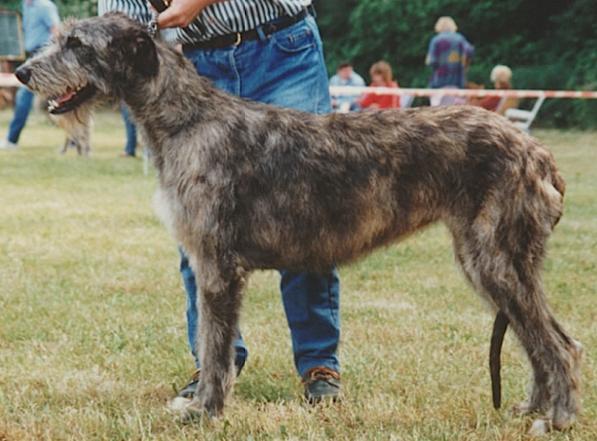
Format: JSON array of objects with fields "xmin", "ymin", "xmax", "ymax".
[{"xmin": 17, "ymin": 13, "xmax": 582, "ymax": 434}]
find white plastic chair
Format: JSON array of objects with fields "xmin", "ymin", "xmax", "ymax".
[
  {"xmin": 505, "ymin": 95, "xmax": 546, "ymax": 132},
  {"xmin": 400, "ymin": 94, "xmax": 414, "ymax": 108}
]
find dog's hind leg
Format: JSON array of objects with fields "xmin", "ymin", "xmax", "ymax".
[
  {"xmin": 481, "ymin": 263, "xmax": 580, "ymax": 433},
  {"xmin": 452, "ymin": 200, "xmax": 581, "ymax": 433},
  {"xmin": 183, "ymin": 248, "xmax": 246, "ymax": 418}
]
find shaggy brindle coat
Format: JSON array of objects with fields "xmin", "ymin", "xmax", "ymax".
[{"xmin": 17, "ymin": 14, "xmax": 582, "ymax": 434}]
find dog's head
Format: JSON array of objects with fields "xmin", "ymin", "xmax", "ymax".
[{"xmin": 16, "ymin": 12, "xmax": 158, "ymax": 115}]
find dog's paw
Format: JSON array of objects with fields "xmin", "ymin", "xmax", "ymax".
[
  {"xmin": 552, "ymin": 405, "xmax": 577, "ymax": 431},
  {"xmin": 512, "ymin": 400, "xmax": 536, "ymax": 416},
  {"xmin": 179, "ymin": 400, "xmax": 207, "ymax": 424},
  {"xmin": 167, "ymin": 396, "xmax": 193, "ymax": 414},
  {"xmin": 528, "ymin": 418, "xmax": 551, "ymax": 437},
  {"xmin": 167, "ymin": 397, "xmax": 203, "ymax": 423},
  {"xmin": 166, "ymin": 396, "xmax": 220, "ymax": 423}
]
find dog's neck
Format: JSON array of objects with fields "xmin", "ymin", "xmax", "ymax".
[{"xmin": 121, "ymin": 43, "xmax": 227, "ymax": 161}]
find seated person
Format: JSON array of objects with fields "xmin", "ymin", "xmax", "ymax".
[
  {"xmin": 477, "ymin": 65, "xmax": 518, "ymax": 115},
  {"xmin": 465, "ymin": 81, "xmax": 485, "ymax": 107},
  {"xmin": 329, "ymin": 62, "xmax": 366, "ymax": 112},
  {"xmin": 360, "ymin": 61, "xmax": 400, "ymax": 110}
]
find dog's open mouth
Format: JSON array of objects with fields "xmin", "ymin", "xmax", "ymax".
[{"xmin": 48, "ymin": 83, "xmax": 96, "ymax": 114}]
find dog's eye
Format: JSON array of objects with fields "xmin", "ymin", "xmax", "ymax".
[{"xmin": 66, "ymin": 35, "xmax": 82, "ymax": 49}]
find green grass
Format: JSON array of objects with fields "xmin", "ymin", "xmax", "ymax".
[{"xmin": 0, "ymin": 110, "xmax": 595, "ymax": 440}]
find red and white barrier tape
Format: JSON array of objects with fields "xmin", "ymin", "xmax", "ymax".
[
  {"xmin": 2, "ymin": 73, "xmax": 596, "ymax": 100},
  {"xmin": 0, "ymin": 73, "xmax": 20, "ymax": 87},
  {"xmin": 330, "ymin": 86, "xmax": 597, "ymax": 99}
]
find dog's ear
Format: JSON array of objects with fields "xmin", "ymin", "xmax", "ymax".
[
  {"xmin": 132, "ymin": 31, "xmax": 159, "ymax": 77},
  {"xmin": 112, "ymin": 30, "xmax": 159, "ymax": 78}
]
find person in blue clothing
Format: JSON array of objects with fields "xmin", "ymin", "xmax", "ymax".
[
  {"xmin": 1, "ymin": 0, "xmax": 60, "ymax": 150},
  {"xmin": 426, "ymin": 16, "xmax": 474, "ymax": 106},
  {"xmin": 329, "ymin": 62, "xmax": 365, "ymax": 112},
  {"xmin": 119, "ymin": 104, "xmax": 138, "ymax": 157}
]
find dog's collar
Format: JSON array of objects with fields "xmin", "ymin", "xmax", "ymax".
[
  {"xmin": 147, "ymin": 0, "xmax": 170, "ymax": 38},
  {"xmin": 147, "ymin": 9, "xmax": 159, "ymax": 38}
]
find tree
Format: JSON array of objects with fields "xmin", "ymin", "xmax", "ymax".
[{"xmin": 317, "ymin": 0, "xmax": 597, "ymax": 127}]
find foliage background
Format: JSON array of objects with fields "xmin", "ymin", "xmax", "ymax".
[
  {"xmin": 317, "ymin": 0, "xmax": 597, "ymax": 128},
  {"xmin": 2, "ymin": 0, "xmax": 596, "ymax": 127}
]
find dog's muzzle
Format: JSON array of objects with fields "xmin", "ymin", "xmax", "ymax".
[{"xmin": 15, "ymin": 66, "xmax": 32, "ymax": 85}]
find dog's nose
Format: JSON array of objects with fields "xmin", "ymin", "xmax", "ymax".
[{"xmin": 15, "ymin": 66, "xmax": 31, "ymax": 85}]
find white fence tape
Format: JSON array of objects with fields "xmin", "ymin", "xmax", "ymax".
[
  {"xmin": 2, "ymin": 73, "xmax": 596, "ymax": 100},
  {"xmin": 330, "ymin": 85, "xmax": 597, "ymax": 99},
  {"xmin": 0, "ymin": 73, "xmax": 20, "ymax": 87}
]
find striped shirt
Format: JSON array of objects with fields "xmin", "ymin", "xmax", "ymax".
[{"xmin": 98, "ymin": 0, "xmax": 312, "ymax": 44}]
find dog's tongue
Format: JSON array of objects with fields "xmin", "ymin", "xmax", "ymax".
[{"xmin": 57, "ymin": 89, "xmax": 76, "ymax": 104}]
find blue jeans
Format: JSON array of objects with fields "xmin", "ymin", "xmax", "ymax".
[
  {"xmin": 180, "ymin": 15, "xmax": 340, "ymax": 377},
  {"xmin": 120, "ymin": 104, "xmax": 137, "ymax": 156},
  {"xmin": 7, "ymin": 87, "xmax": 35, "ymax": 144}
]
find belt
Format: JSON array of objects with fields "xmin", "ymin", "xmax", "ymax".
[{"xmin": 182, "ymin": 7, "xmax": 311, "ymax": 51}]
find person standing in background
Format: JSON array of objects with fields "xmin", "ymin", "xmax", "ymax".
[
  {"xmin": 1, "ymin": 0, "xmax": 59, "ymax": 150},
  {"xmin": 426, "ymin": 16, "xmax": 474, "ymax": 106}
]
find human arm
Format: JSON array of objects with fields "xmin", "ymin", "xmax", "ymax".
[
  {"xmin": 43, "ymin": 3, "xmax": 61, "ymax": 37},
  {"xmin": 359, "ymin": 93, "xmax": 376, "ymax": 109},
  {"xmin": 157, "ymin": 0, "xmax": 225, "ymax": 28},
  {"xmin": 478, "ymin": 95, "xmax": 501, "ymax": 112},
  {"xmin": 463, "ymin": 39, "xmax": 474, "ymax": 68},
  {"xmin": 425, "ymin": 37, "xmax": 437, "ymax": 67}
]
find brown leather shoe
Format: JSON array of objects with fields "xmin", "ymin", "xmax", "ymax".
[{"xmin": 303, "ymin": 366, "xmax": 341, "ymax": 404}]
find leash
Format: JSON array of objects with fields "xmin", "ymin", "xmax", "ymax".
[{"xmin": 146, "ymin": 0, "xmax": 170, "ymax": 38}]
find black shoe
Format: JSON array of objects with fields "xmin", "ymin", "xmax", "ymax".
[
  {"xmin": 303, "ymin": 367, "xmax": 341, "ymax": 404},
  {"xmin": 177, "ymin": 364, "xmax": 245, "ymax": 399},
  {"xmin": 177, "ymin": 369, "xmax": 201, "ymax": 399}
]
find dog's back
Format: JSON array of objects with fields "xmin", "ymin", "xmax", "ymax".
[{"xmin": 223, "ymin": 105, "xmax": 561, "ymax": 271}]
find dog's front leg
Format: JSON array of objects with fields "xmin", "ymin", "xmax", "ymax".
[{"xmin": 184, "ymin": 253, "xmax": 245, "ymax": 419}]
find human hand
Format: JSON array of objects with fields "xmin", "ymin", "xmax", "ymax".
[{"xmin": 157, "ymin": 0, "xmax": 221, "ymax": 28}]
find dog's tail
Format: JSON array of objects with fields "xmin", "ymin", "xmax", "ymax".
[
  {"xmin": 547, "ymin": 161, "xmax": 566, "ymax": 229},
  {"xmin": 536, "ymin": 142, "xmax": 566, "ymax": 230},
  {"xmin": 490, "ymin": 310, "xmax": 509, "ymax": 409}
]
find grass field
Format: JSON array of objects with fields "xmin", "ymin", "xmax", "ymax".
[{"xmin": 0, "ymin": 110, "xmax": 595, "ymax": 440}]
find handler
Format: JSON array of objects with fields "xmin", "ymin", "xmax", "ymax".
[
  {"xmin": 1, "ymin": 0, "xmax": 60, "ymax": 150},
  {"xmin": 98, "ymin": 0, "xmax": 341, "ymax": 403}
]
